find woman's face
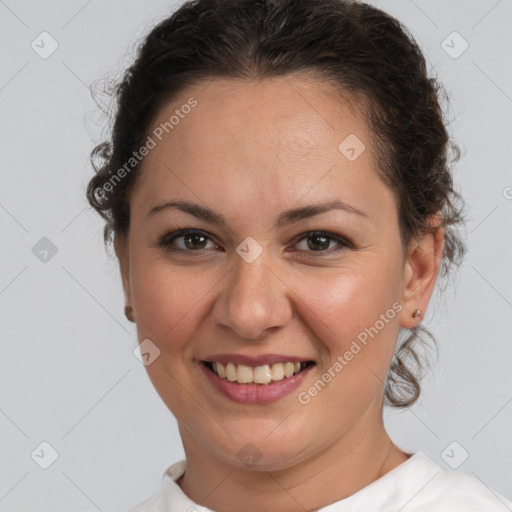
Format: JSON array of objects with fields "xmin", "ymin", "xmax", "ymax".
[{"xmin": 117, "ymin": 76, "xmax": 437, "ymax": 470}]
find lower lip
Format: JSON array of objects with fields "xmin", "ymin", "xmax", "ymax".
[{"xmin": 200, "ymin": 363, "xmax": 314, "ymax": 404}]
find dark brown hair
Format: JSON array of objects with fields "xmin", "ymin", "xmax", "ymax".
[{"xmin": 86, "ymin": 0, "xmax": 465, "ymax": 407}]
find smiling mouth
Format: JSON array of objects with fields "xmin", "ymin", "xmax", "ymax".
[{"xmin": 202, "ymin": 360, "xmax": 315, "ymax": 385}]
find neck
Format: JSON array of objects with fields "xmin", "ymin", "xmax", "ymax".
[{"xmin": 177, "ymin": 408, "xmax": 409, "ymax": 512}]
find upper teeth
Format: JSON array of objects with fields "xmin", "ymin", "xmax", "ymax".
[{"xmin": 211, "ymin": 361, "xmax": 305, "ymax": 384}]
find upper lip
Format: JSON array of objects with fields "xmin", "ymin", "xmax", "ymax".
[{"xmin": 201, "ymin": 353, "xmax": 314, "ymax": 366}]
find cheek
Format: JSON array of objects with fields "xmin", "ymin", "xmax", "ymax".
[
  {"xmin": 129, "ymin": 256, "xmax": 216, "ymax": 351},
  {"xmin": 291, "ymin": 260, "xmax": 403, "ymax": 372},
  {"xmin": 289, "ymin": 270, "xmax": 402, "ymax": 427},
  {"xmin": 128, "ymin": 256, "xmax": 220, "ymax": 413}
]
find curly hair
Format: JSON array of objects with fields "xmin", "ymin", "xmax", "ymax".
[{"xmin": 86, "ymin": 0, "xmax": 466, "ymax": 407}]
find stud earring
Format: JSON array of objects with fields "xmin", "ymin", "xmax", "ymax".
[{"xmin": 412, "ymin": 309, "xmax": 422, "ymax": 320}]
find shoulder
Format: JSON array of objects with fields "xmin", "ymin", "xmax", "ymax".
[
  {"xmin": 322, "ymin": 452, "xmax": 512, "ymax": 512},
  {"xmin": 395, "ymin": 452, "xmax": 512, "ymax": 511}
]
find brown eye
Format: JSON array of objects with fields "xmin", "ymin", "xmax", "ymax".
[
  {"xmin": 183, "ymin": 232, "xmax": 208, "ymax": 250},
  {"xmin": 307, "ymin": 233, "xmax": 331, "ymax": 251},
  {"xmin": 294, "ymin": 231, "xmax": 351, "ymax": 254},
  {"xmin": 159, "ymin": 229, "xmax": 218, "ymax": 252}
]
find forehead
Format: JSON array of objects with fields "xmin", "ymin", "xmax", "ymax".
[
  {"xmin": 150, "ymin": 75, "xmax": 368, "ymax": 153},
  {"xmin": 132, "ymin": 76, "xmax": 396, "ymax": 226}
]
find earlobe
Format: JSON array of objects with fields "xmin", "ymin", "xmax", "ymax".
[
  {"xmin": 114, "ymin": 234, "xmax": 134, "ymax": 322},
  {"xmin": 124, "ymin": 305, "xmax": 135, "ymax": 322},
  {"xmin": 399, "ymin": 217, "xmax": 444, "ymax": 329}
]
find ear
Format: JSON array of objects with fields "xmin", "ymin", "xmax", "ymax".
[
  {"xmin": 114, "ymin": 234, "xmax": 133, "ymax": 317},
  {"xmin": 399, "ymin": 215, "xmax": 444, "ymax": 328}
]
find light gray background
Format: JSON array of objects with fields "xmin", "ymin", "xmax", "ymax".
[{"xmin": 1, "ymin": 0, "xmax": 511, "ymax": 510}]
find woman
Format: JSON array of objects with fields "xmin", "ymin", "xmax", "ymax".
[{"xmin": 87, "ymin": 0, "xmax": 512, "ymax": 510}]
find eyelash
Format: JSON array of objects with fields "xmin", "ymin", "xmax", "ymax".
[{"xmin": 158, "ymin": 228, "xmax": 353, "ymax": 257}]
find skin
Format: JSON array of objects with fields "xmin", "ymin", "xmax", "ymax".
[{"xmin": 115, "ymin": 75, "xmax": 444, "ymax": 512}]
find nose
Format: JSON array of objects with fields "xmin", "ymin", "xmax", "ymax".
[{"xmin": 212, "ymin": 254, "xmax": 293, "ymax": 340}]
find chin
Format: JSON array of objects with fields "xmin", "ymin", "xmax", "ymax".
[{"xmin": 204, "ymin": 423, "xmax": 315, "ymax": 472}]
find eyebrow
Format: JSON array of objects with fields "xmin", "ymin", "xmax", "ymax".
[
  {"xmin": 147, "ymin": 200, "xmax": 226, "ymax": 225},
  {"xmin": 146, "ymin": 199, "xmax": 368, "ymax": 226},
  {"xmin": 275, "ymin": 200, "xmax": 368, "ymax": 227}
]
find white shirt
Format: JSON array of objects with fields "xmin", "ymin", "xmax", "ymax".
[{"xmin": 127, "ymin": 452, "xmax": 512, "ymax": 511}]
